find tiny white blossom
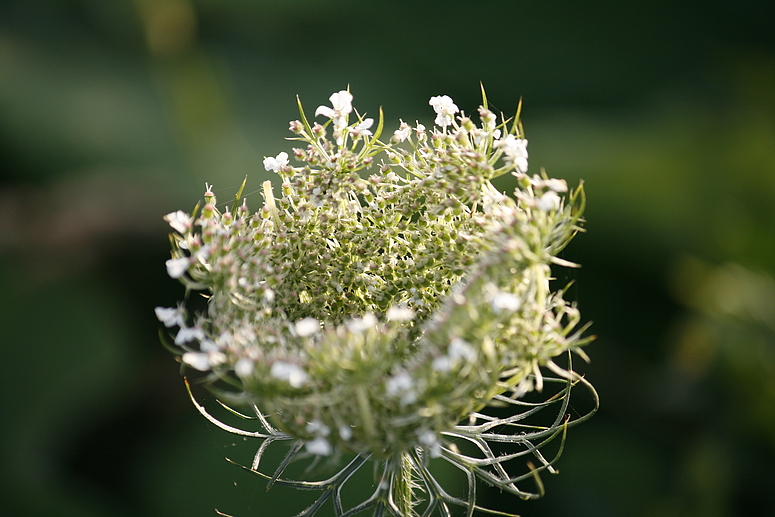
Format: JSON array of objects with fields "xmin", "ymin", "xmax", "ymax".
[
  {"xmin": 429, "ymin": 95, "xmax": 459, "ymax": 128},
  {"xmin": 386, "ymin": 306, "xmax": 415, "ymax": 322},
  {"xmin": 414, "ymin": 122, "xmax": 426, "ymax": 136},
  {"xmin": 448, "ymin": 338, "xmax": 477, "ymax": 363},
  {"xmin": 392, "ymin": 120, "xmax": 411, "ymax": 142},
  {"xmin": 271, "ymin": 361, "xmax": 309, "ymax": 388},
  {"xmin": 537, "ymin": 191, "xmax": 561, "ymax": 211},
  {"xmin": 495, "ymin": 134, "xmax": 529, "ymax": 173},
  {"xmin": 416, "ymin": 429, "xmax": 441, "ymax": 458},
  {"xmin": 182, "ymin": 352, "xmax": 211, "ymax": 371},
  {"xmin": 306, "ymin": 419, "xmax": 331, "ymax": 436},
  {"xmin": 234, "ymin": 357, "xmax": 254, "ymax": 378},
  {"xmin": 351, "ymin": 118, "xmax": 373, "ymax": 138},
  {"xmin": 386, "ymin": 370, "xmax": 414, "ymax": 397},
  {"xmin": 385, "ymin": 370, "xmax": 418, "ymax": 406},
  {"xmin": 544, "ymin": 178, "xmax": 568, "ymax": 192},
  {"xmin": 305, "ymin": 436, "xmax": 332, "ymax": 456},
  {"xmin": 432, "ymin": 355, "xmax": 451, "ymax": 372},
  {"xmin": 263, "ymin": 152, "xmax": 289, "ymax": 173},
  {"xmin": 166, "ymin": 257, "xmax": 189, "ymax": 279},
  {"xmin": 295, "ymin": 317, "xmax": 320, "ymax": 337},
  {"xmin": 485, "ymin": 283, "xmax": 521, "ymax": 313},
  {"xmin": 155, "ymin": 306, "xmax": 184, "ymax": 328},
  {"xmin": 200, "ymin": 339, "xmax": 219, "ymax": 353},
  {"xmin": 338, "ymin": 425, "xmax": 353, "ymax": 441},
  {"xmin": 347, "ymin": 313, "xmax": 377, "ymax": 333},
  {"xmin": 492, "ymin": 291, "xmax": 521, "ymax": 313},
  {"xmin": 175, "ymin": 326, "xmax": 205, "ymax": 345},
  {"xmin": 164, "ymin": 210, "xmax": 191, "ymax": 234},
  {"xmin": 315, "ymin": 90, "xmax": 353, "ymax": 130}
]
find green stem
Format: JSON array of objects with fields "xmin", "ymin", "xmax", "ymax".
[{"xmin": 392, "ymin": 452, "xmax": 415, "ymax": 516}]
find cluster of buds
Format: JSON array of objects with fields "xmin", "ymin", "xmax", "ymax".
[{"xmin": 158, "ymin": 87, "xmax": 596, "ymax": 516}]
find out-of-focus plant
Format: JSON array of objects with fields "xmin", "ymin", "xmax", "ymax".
[{"xmin": 157, "ymin": 87, "xmax": 597, "ymax": 516}]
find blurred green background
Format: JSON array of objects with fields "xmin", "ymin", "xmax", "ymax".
[{"xmin": 2, "ymin": 1, "xmax": 774, "ymax": 516}]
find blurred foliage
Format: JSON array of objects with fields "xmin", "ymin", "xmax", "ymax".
[{"xmin": 1, "ymin": 0, "xmax": 774, "ymax": 516}]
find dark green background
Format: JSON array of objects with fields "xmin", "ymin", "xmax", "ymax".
[{"xmin": 2, "ymin": 1, "xmax": 774, "ymax": 516}]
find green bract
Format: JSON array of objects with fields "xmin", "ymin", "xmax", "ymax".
[{"xmin": 159, "ymin": 87, "xmax": 597, "ymax": 517}]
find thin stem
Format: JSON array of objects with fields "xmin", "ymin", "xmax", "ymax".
[{"xmin": 392, "ymin": 452, "xmax": 415, "ymax": 517}]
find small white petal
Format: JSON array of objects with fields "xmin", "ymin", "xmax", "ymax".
[
  {"xmin": 295, "ymin": 317, "xmax": 320, "ymax": 337},
  {"xmin": 315, "ymin": 105, "xmax": 335, "ymax": 118},
  {"xmin": 329, "ymin": 90, "xmax": 353, "ymax": 113},
  {"xmin": 432, "ymin": 355, "xmax": 452, "ymax": 372},
  {"xmin": 166, "ymin": 257, "xmax": 189, "ymax": 279},
  {"xmin": 155, "ymin": 306, "xmax": 183, "ymax": 328},
  {"xmin": 164, "ymin": 210, "xmax": 191, "ymax": 234},
  {"xmin": 386, "ymin": 306, "xmax": 415, "ymax": 322},
  {"xmin": 182, "ymin": 352, "xmax": 211, "ymax": 371},
  {"xmin": 448, "ymin": 338, "xmax": 477, "ymax": 362},
  {"xmin": 263, "ymin": 152, "xmax": 289, "ymax": 173},
  {"xmin": 175, "ymin": 326, "xmax": 205, "ymax": 345},
  {"xmin": 429, "ymin": 95, "xmax": 459, "ymax": 128},
  {"xmin": 347, "ymin": 313, "xmax": 377, "ymax": 333},
  {"xmin": 544, "ymin": 178, "xmax": 568, "ymax": 192},
  {"xmin": 305, "ymin": 437, "xmax": 332, "ymax": 456},
  {"xmin": 306, "ymin": 420, "xmax": 330, "ymax": 436},
  {"xmin": 271, "ymin": 361, "xmax": 309, "ymax": 388},
  {"xmin": 537, "ymin": 191, "xmax": 561, "ymax": 211},
  {"xmin": 200, "ymin": 339, "xmax": 219, "ymax": 353},
  {"xmin": 491, "ymin": 292, "xmax": 521, "ymax": 313},
  {"xmin": 386, "ymin": 370, "xmax": 414, "ymax": 396},
  {"xmin": 339, "ymin": 425, "xmax": 353, "ymax": 441},
  {"xmin": 416, "ymin": 430, "xmax": 441, "ymax": 457},
  {"xmin": 235, "ymin": 358, "xmax": 254, "ymax": 378}
]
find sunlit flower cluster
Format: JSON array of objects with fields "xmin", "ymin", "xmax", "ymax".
[{"xmin": 158, "ymin": 88, "xmax": 595, "ymax": 516}]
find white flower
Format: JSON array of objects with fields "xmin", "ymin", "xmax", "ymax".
[
  {"xmin": 351, "ymin": 118, "xmax": 373, "ymax": 139},
  {"xmin": 347, "ymin": 313, "xmax": 377, "ymax": 333},
  {"xmin": 200, "ymin": 339, "xmax": 219, "ymax": 353},
  {"xmin": 485, "ymin": 283, "xmax": 521, "ymax": 313},
  {"xmin": 432, "ymin": 355, "xmax": 451, "ymax": 372},
  {"xmin": 182, "ymin": 347, "xmax": 226, "ymax": 371},
  {"xmin": 263, "ymin": 152, "xmax": 289, "ymax": 173},
  {"xmin": 448, "ymin": 338, "xmax": 476, "ymax": 363},
  {"xmin": 164, "ymin": 210, "xmax": 191, "ymax": 234},
  {"xmin": 295, "ymin": 317, "xmax": 320, "ymax": 337},
  {"xmin": 414, "ymin": 122, "xmax": 426, "ymax": 140},
  {"xmin": 386, "ymin": 306, "xmax": 415, "ymax": 322},
  {"xmin": 305, "ymin": 436, "xmax": 332, "ymax": 456},
  {"xmin": 339, "ymin": 425, "xmax": 353, "ymax": 441},
  {"xmin": 155, "ymin": 306, "xmax": 184, "ymax": 328},
  {"xmin": 429, "ymin": 95, "xmax": 459, "ymax": 128},
  {"xmin": 175, "ymin": 326, "xmax": 205, "ymax": 345},
  {"xmin": 416, "ymin": 429, "xmax": 441, "ymax": 458},
  {"xmin": 392, "ymin": 120, "xmax": 411, "ymax": 143},
  {"xmin": 315, "ymin": 90, "xmax": 353, "ymax": 130},
  {"xmin": 306, "ymin": 419, "xmax": 331, "ymax": 436},
  {"xmin": 386, "ymin": 370, "xmax": 414, "ymax": 396},
  {"xmin": 433, "ymin": 338, "xmax": 476, "ymax": 372},
  {"xmin": 166, "ymin": 257, "xmax": 190, "ymax": 279},
  {"xmin": 544, "ymin": 178, "xmax": 568, "ymax": 192},
  {"xmin": 234, "ymin": 357, "xmax": 254, "ymax": 378},
  {"xmin": 537, "ymin": 191, "xmax": 561, "ymax": 211},
  {"xmin": 492, "ymin": 292, "xmax": 520, "ymax": 313},
  {"xmin": 182, "ymin": 352, "xmax": 211, "ymax": 371},
  {"xmin": 495, "ymin": 134, "xmax": 528, "ymax": 173},
  {"xmin": 270, "ymin": 360, "xmax": 309, "ymax": 388}
]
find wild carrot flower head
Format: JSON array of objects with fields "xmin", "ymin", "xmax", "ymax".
[{"xmin": 158, "ymin": 87, "xmax": 596, "ymax": 517}]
